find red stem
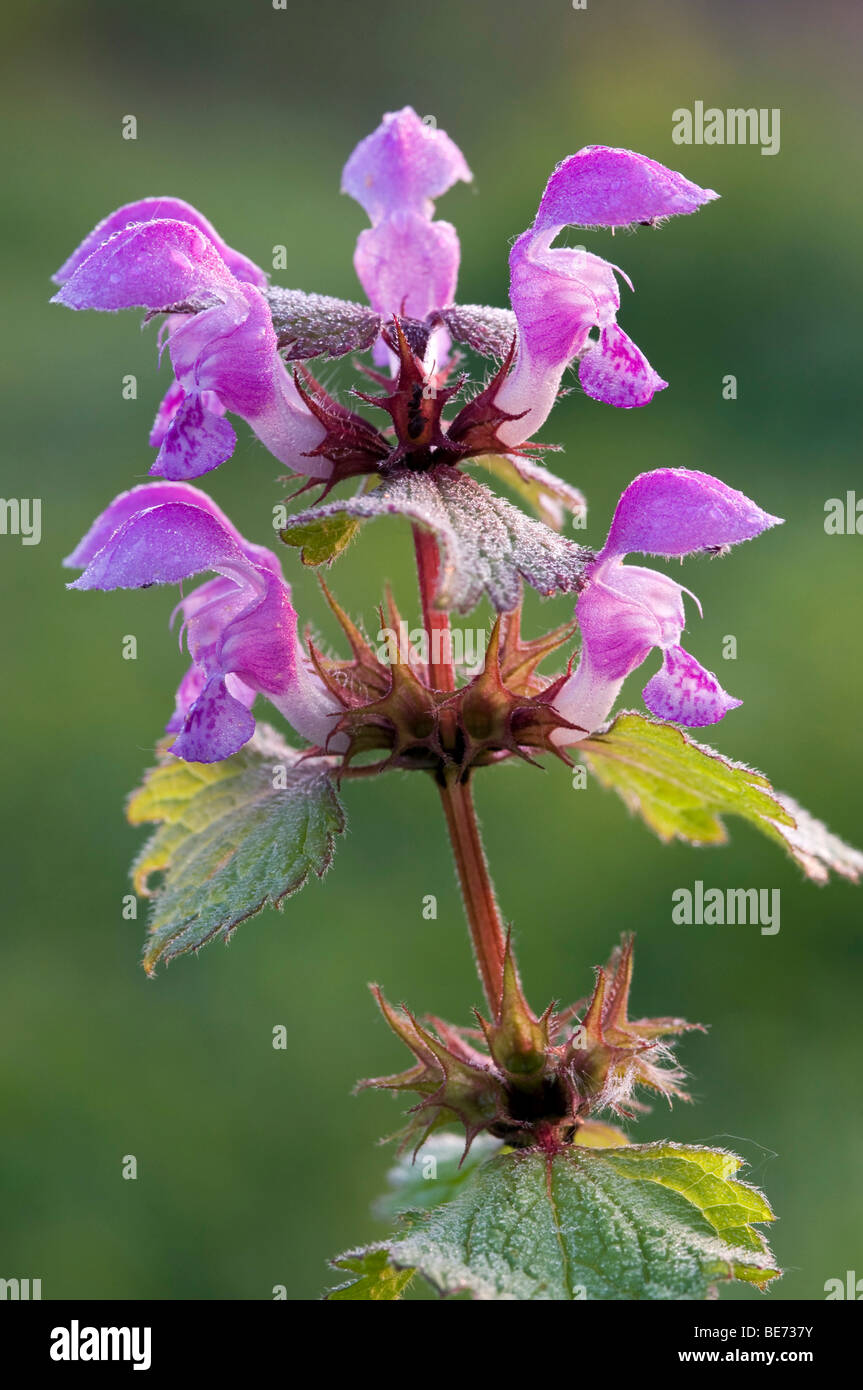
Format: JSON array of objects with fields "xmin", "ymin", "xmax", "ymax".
[
  {"xmin": 413, "ymin": 524, "xmax": 455, "ymax": 693},
  {"xmin": 438, "ymin": 772, "xmax": 507, "ymax": 1011},
  {"xmin": 412, "ymin": 523, "xmax": 506, "ymax": 1010}
]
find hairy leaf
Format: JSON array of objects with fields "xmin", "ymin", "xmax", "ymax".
[
  {"xmin": 127, "ymin": 726, "xmax": 345, "ymax": 974},
  {"xmin": 326, "ymin": 1248, "xmax": 415, "ymax": 1301},
  {"xmin": 470, "ymin": 454, "xmax": 587, "ymax": 532},
  {"xmin": 439, "ymin": 304, "xmax": 518, "ymax": 360},
  {"xmin": 581, "ymin": 712, "xmax": 863, "ymax": 884},
  {"xmin": 281, "ymin": 465, "xmax": 592, "ymax": 612},
  {"xmin": 265, "ymin": 286, "xmax": 382, "ymax": 361},
  {"xmin": 331, "ymin": 1141, "xmax": 778, "ymax": 1301}
]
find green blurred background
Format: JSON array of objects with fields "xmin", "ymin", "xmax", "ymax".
[{"xmin": 2, "ymin": 0, "xmax": 861, "ymax": 1300}]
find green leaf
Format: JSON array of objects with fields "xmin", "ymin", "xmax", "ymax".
[
  {"xmin": 334, "ymin": 1140, "xmax": 779, "ymax": 1301},
  {"xmin": 127, "ymin": 725, "xmax": 346, "ymax": 974},
  {"xmin": 326, "ymin": 1247, "xmax": 416, "ymax": 1301},
  {"xmin": 581, "ymin": 711, "xmax": 863, "ymax": 884},
  {"xmin": 280, "ymin": 510, "xmax": 360, "ymax": 567}
]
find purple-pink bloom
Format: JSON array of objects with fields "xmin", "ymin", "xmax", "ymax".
[
  {"xmin": 533, "ymin": 147, "xmax": 718, "ymax": 233},
  {"xmin": 551, "ymin": 469, "xmax": 782, "ymax": 739},
  {"xmin": 342, "ymin": 106, "xmax": 472, "ymax": 364},
  {"xmin": 53, "ymin": 198, "xmax": 264, "ymax": 464},
  {"xmin": 65, "ymin": 483, "xmax": 344, "ymax": 761},
  {"xmin": 494, "ymin": 147, "xmax": 717, "ymax": 447},
  {"xmin": 52, "ymin": 196, "xmax": 269, "ymax": 289},
  {"xmin": 53, "ymin": 209, "xmax": 328, "ymax": 482}
]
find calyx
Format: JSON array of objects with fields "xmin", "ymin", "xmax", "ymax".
[
  {"xmin": 310, "ymin": 590, "xmax": 581, "ymax": 777},
  {"xmin": 362, "ymin": 936, "xmax": 703, "ymax": 1157}
]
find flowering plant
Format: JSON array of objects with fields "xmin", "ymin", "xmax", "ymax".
[{"xmin": 54, "ymin": 108, "xmax": 862, "ymax": 1300}]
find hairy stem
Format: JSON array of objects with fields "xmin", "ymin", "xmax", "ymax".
[
  {"xmin": 412, "ymin": 523, "xmax": 507, "ymax": 1009},
  {"xmin": 413, "ymin": 524, "xmax": 455, "ymax": 693},
  {"xmin": 438, "ymin": 771, "xmax": 507, "ymax": 1010}
]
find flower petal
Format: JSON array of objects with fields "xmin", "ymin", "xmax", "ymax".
[
  {"xmin": 534, "ymin": 146, "xmax": 718, "ymax": 232},
  {"xmin": 164, "ymin": 285, "xmax": 328, "ymax": 476},
  {"xmin": 342, "ymin": 106, "xmax": 471, "ymax": 223},
  {"xmin": 150, "ymin": 379, "xmax": 225, "ymax": 449},
  {"xmin": 576, "ymin": 564, "xmax": 678, "ymax": 681},
  {"xmin": 603, "ymin": 468, "xmax": 783, "ymax": 559},
  {"xmin": 494, "ymin": 233, "xmax": 619, "ymax": 445},
  {"xmin": 166, "ymin": 663, "xmax": 256, "ymax": 737},
  {"xmin": 64, "ymin": 482, "xmax": 246, "ymax": 569},
  {"xmin": 167, "ymin": 287, "xmax": 263, "ymax": 412},
  {"xmin": 217, "ymin": 573, "xmax": 300, "ymax": 695},
  {"xmin": 53, "ymin": 197, "xmax": 267, "ymax": 288},
  {"xmin": 578, "ymin": 324, "xmax": 667, "ymax": 408},
  {"xmin": 642, "ymin": 644, "xmax": 742, "ymax": 726},
  {"xmin": 166, "ymin": 662, "xmax": 208, "ymax": 733},
  {"xmin": 169, "ymin": 673, "xmax": 257, "ymax": 762},
  {"xmin": 68, "ymin": 501, "xmax": 247, "ymax": 590},
  {"xmin": 354, "ymin": 212, "xmax": 460, "ymax": 321},
  {"xmin": 550, "ymin": 650, "xmax": 624, "ymax": 745},
  {"xmin": 149, "ymin": 378, "xmax": 187, "ymax": 449},
  {"xmin": 52, "ymin": 219, "xmax": 235, "ymax": 312},
  {"xmin": 150, "ymin": 393, "xmax": 237, "ymax": 480},
  {"xmin": 509, "ymin": 231, "xmax": 615, "ymax": 370}
]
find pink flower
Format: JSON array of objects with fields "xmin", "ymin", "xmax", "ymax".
[
  {"xmin": 66, "ymin": 483, "xmax": 344, "ymax": 761},
  {"xmin": 552, "ymin": 469, "xmax": 782, "ymax": 738}
]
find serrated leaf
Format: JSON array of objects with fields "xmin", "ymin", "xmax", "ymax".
[
  {"xmin": 326, "ymin": 1247, "xmax": 415, "ymax": 1301},
  {"xmin": 264, "ymin": 286, "xmax": 382, "ymax": 360},
  {"xmin": 279, "ymin": 510, "xmax": 361, "ymax": 566},
  {"xmin": 581, "ymin": 711, "xmax": 863, "ymax": 884},
  {"xmin": 127, "ymin": 725, "xmax": 345, "ymax": 974},
  {"xmin": 470, "ymin": 454, "xmax": 587, "ymax": 532},
  {"xmin": 281, "ymin": 465, "xmax": 591, "ymax": 612},
  {"xmin": 335, "ymin": 1141, "xmax": 778, "ymax": 1301}
]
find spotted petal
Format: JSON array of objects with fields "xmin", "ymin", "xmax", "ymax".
[
  {"xmin": 152, "ymin": 393, "xmax": 237, "ymax": 480},
  {"xmin": 170, "ymin": 674, "xmax": 258, "ymax": 763},
  {"xmin": 642, "ymin": 645, "xmax": 742, "ymax": 727},
  {"xmin": 578, "ymin": 324, "xmax": 667, "ymax": 409}
]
